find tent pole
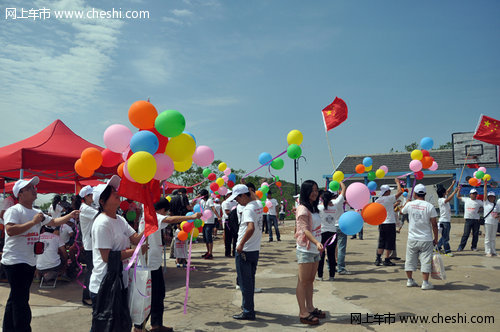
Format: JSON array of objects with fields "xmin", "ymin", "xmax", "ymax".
[{"xmin": 20, "ymin": 169, "xmax": 24, "ymax": 179}]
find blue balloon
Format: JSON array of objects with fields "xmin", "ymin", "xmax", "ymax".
[
  {"xmin": 186, "ymin": 212, "xmax": 194, "ymax": 216},
  {"xmin": 420, "ymin": 137, "xmax": 434, "ymax": 150},
  {"xmin": 258, "ymin": 152, "xmax": 273, "ymax": 165},
  {"xmin": 367, "ymin": 181, "xmax": 377, "ymax": 192},
  {"xmin": 193, "ymin": 204, "xmax": 201, "ymax": 213},
  {"xmin": 130, "ymin": 130, "xmax": 159, "ymax": 155},
  {"xmin": 228, "ymin": 173, "xmax": 236, "ymax": 182},
  {"xmin": 362, "ymin": 157, "xmax": 373, "ymax": 167},
  {"xmin": 338, "ymin": 211, "xmax": 364, "ymax": 236},
  {"xmin": 183, "ymin": 131, "xmax": 196, "ymax": 144},
  {"xmin": 403, "ymin": 192, "xmax": 408, "ymax": 197}
]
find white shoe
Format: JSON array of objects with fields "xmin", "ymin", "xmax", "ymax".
[
  {"xmin": 485, "ymin": 253, "xmax": 493, "ymax": 257},
  {"xmin": 236, "ymin": 285, "xmax": 240, "ymax": 290},
  {"xmin": 421, "ymin": 282, "xmax": 434, "ymax": 290},
  {"xmin": 315, "ymin": 276, "xmax": 323, "ymax": 281},
  {"xmin": 406, "ymin": 279, "xmax": 419, "ymax": 287},
  {"xmin": 445, "ymin": 253, "xmax": 454, "ymax": 257},
  {"xmin": 254, "ymin": 287, "xmax": 262, "ymax": 293}
]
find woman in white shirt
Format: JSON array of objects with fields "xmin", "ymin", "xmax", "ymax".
[
  {"xmin": 483, "ymin": 181, "xmax": 499, "ymax": 256},
  {"xmin": 47, "ymin": 195, "xmax": 64, "ymax": 219}
]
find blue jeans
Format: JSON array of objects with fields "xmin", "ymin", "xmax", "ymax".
[
  {"xmin": 267, "ymin": 215, "xmax": 280, "ymax": 240},
  {"xmin": 458, "ymin": 219, "xmax": 480, "ymax": 250},
  {"xmin": 438, "ymin": 222, "xmax": 451, "ymax": 253},
  {"xmin": 337, "ymin": 229, "xmax": 347, "ymax": 272},
  {"xmin": 235, "ymin": 251, "xmax": 259, "ymax": 316},
  {"xmin": 203, "ymin": 224, "xmax": 215, "ymax": 243}
]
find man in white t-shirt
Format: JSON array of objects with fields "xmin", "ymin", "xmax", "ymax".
[
  {"xmin": 374, "ymin": 178, "xmax": 403, "ymax": 266},
  {"xmin": 222, "ymin": 191, "xmax": 238, "ymax": 257},
  {"xmin": 457, "ymin": 188, "xmax": 483, "ymax": 251},
  {"xmin": 436, "ymin": 180, "xmax": 459, "ymax": 256},
  {"xmin": 228, "ymin": 184, "xmax": 263, "ymax": 321},
  {"xmin": 266, "ymin": 191, "xmax": 280, "ymax": 242},
  {"xmin": 401, "ymin": 184, "xmax": 438, "ymax": 290}
]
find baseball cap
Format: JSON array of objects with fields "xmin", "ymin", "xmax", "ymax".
[
  {"xmin": 79, "ymin": 185, "xmax": 94, "ymax": 198},
  {"xmin": 93, "ymin": 175, "xmax": 121, "ymax": 206},
  {"xmin": 13, "ymin": 177, "xmax": 40, "ymax": 198},
  {"xmin": 227, "ymin": 184, "xmax": 249, "ymax": 201},
  {"xmin": 487, "ymin": 191, "xmax": 496, "ymax": 196},
  {"xmin": 414, "ymin": 184, "xmax": 426, "ymax": 194},
  {"xmin": 379, "ymin": 185, "xmax": 391, "ymax": 196},
  {"xmin": 469, "ymin": 188, "xmax": 478, "ymax": 194}
]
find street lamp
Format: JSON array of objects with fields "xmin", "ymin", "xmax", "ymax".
[{"xmin": 294, "ymin": 156, "xmax": 307, "ymax": 195}]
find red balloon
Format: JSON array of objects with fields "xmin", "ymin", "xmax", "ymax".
[
  {"xmin": 421, "ymin": 149, "xmax": 430, "ymax": 157},
  {"xmin": 120, "ymin": 201, "xmax": 130, "ymax": 211},
  {"xmin": 421, "ymin": 156, "xmax": 433, "ymax": 169},
  {"xmin": 145, "ymin": 128, "xmax": 169, "ymax": 154},
  {"xmin": 415, "ymin": 171, "xmax": 424, "ymax": 180},
  {"xmin": 101, "ymin": 148, "xmax": 122, "ymax": 167},
  {"xmin": 210, "ymin": 182, "xmax": 219, "ymax": 192},
  {"xmin": 207, "ymin": 173, "xmax": 216, "ymax": 181},
  {"xmin": 227, "ymin": 180, "xmax": 235, "ymax": 188},
  {"xmin": 182, "ymin": 222, "xmax": 194, "ymax": 233}
]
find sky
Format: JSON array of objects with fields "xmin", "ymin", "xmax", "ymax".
[{"xmin": 1, "ymin": 0, "xmax": 499, "ymax": 190}]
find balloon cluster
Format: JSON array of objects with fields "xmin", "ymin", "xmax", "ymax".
[
  {"xmin": 286, "ymin": 130, "xmax": 303, "ymax": 160},
  {"xmin": 177, "ymin": 211, "xmax": 205, "ymax": 241},
  {"xmin": 202, "ymin": 162, "xmax": 236, "ymax": 197},
  {"xmin": 119, "ymin": 201, "xmax": 137, "ymax": 222},
  {"xmin": 469, "ymin": 166, "xmax": 491, "ymax": 187},
  {"xmin": 408, "ymin": 137, "xmax": 439, "ymax": 180},
  {"xmin": 353, "ymin": 157, "xmax": 389, "ymax": 193},
  {"xmin": 255, "ymin": 179, "xmax": 279, "ymax": 213}
]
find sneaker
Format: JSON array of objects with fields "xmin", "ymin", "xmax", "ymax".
[
  {"xmin": 374, "ymin": 258, "xmax": 382, "ymax": 266},
  {"xmin": 254, "ymin": 287, "xmax": 262, "ymax": 293},
  {"xmin": 338, "ymin": 270, "xmax": 353, "ymax": 275},
  {"xmin": 315, "ymin": 276, "xmax": 323, "ymax": 281},
  {"xmin": 204, "ymin": 254, "xmax": 213, "ymax": 259},
  {"xmin": 383, "ymin": 260, "xmax": 396, "ymax": 266},
  {"xmin": 236, "ymin": 285, "xmax": 240, "ymax": 290},
  {"xmin": 327, "ymin": 277, "xmax": 335, "ymax": 281},
  {"xmin": 445, "ymin": 253, "xmax": 455, "ymax": 257},
  {"xmin": 456, "ymin": 247, "xmax": 463, "ymax": 252},
  {"xmin": 176, "ymin": 263, "xmax": 181, "ymax": 268},
  {"xmin": 406, "ymin": 279, "xmax": 419, "ymax": 287},
  {"xmin": 472, "ymin": 248, "xmax": 479, "ymax": 252},
  {"xmin": 269, "ymin": 239, "xmax": 273, "ymax": 242},
  {"xmin": 421, "ymin": 282, "xmax": 434, "ymax": 290},
  {"xmin": 201, "ymin": 252, "xmax": 209, "ymax": 258},
  {"xmin": 391, "ymin": 257, "xmax": 401, "ymax": 261},
  {"xmin": 485, "ymin": 253, "xmax": 493, "ymax": 257}
]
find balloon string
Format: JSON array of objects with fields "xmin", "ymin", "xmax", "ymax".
[
  {"xmin": 125, "ymin": 234, "xmax": 146, "ymax": 271},
  {"xmin": 409, "ymin": 175, "xmax": 417, "ymax": 199},
  {"xmin": 325, "ymin": 233, "xmax": 337, "ymax": 246},
  {"xmin": 243, "ymin": 150, "xmax": 286, "ymax": 179}
]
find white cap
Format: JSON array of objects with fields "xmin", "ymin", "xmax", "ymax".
[
  {"xmin": 79, "ymin": 185, "xmax": 93, "ymax": 198},
  {"xmin": 13, "ymin": 177, "xmax": 40, "ymax": 198},
  {"xmin": 226, "ymin": 190, "xmax": 232, "ymax": 195},
  {"xmin": 227, "ymin": 184, "xmax": 249, "ymax": 201},
  {"xmin": 379, "ymin": 185, "xmax": 391, "ymax": 196},
  {"xmin": 487, "ymin": 191, "xmax": 496, "ymax": 196},
  {"xmin": 93, "ymin": 175, "xmax": 121, "ymax": 206},
  {"xmin": 414, "ymin": 184, "xmax": 426, "ymax": 194},
  {"xmin": 469, "ymin": 188, "xmax": 478, "ymax": 194},
  {"xmin": 215, "ymin": 198, "xmax": 220, "ymax": 202},
  {"xmin": 293, "ymin": 194, "xmax": 300, "ymax": 198}
]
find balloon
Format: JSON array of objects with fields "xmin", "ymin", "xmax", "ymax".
[
  {"xmin": 103, "ymin": 124, "xmax": 133, "ymax": 153},
  {"xmin": 228, "ymin": 173, "xmax": 236, "ymax": 182},
  {"xmin": 258, "ymin": 152, "xmax": 273, "ymax": 165},
  {"xmin": 375, "ymin": 169, "xmax": 385, "ymax": 179},
  {"xmin": 263, "ymin": 206, "xmax": 269, "ymax": 213},
  {"xmin": 255, "ymin": 190, "xmax": 263, "ymax": 199},
  {"xmin": 120, "ymin": 201, "xmax": 130, "ymax": 211},
  {"xmin": 122, "ymin": 148, "xmax": 132, "ymax": 162},
  {"xmin": 475, "ymin": 171, "xmax": 484, "ymax": 179},
  {"xmin": 183, "ymin": 131, "xmax": 196, "ymax": 144},
  {"xmin": 155, "ymin": 109, "xmax": 186, "ymax": 138},
  {"xmin": 364, "ymin": 165, "xmax": 373, "ymax": 172},
  {"xmin": 222, "ymin": 175, "xmax": 229, "ymax": 182},
  {"xmin": 210, "ymin": 182, "xmax": 219, "ymax": 192},
  {"xmin": 421, "ymin": 149, "xmax": 430, "ymax": 157},
  {"xmin": 123, "ymin": 160, "xmax": 136, "ymax": 183},
  {"xmin": 128, "ymin": 100, "xmax": 158, "ymax": 130},
  {"xmin": 332, "ymin": 171, "xmax": 344, "ymax": 182},
  {"xmin": 166, "ymin": 196, "xmax": 172, "ymax": 202},
  {"xmin": 101, "ymin": 148, "xmax": 122, "ymax": 167},
  {"xmin": 275, "ymin": 176, "xmax": 280, "ymax": 181},
  {"xmin": 355, "ymin": 164, "xmax": 365, "ymax": 174},
  {"xmin": 130, "ymin": 130, "xmax": 159, "ymax": 155},
  {"xmin": 367, "ymin": 181, "xmax": 377, "ymax": 192},
  {"xmin": 276, "ymin": 181, "xmax": 282, "ymax": 187},
  {"xmin": 403, "ymin": 192, "xmax": 408, "ymax": 197},
  {"xmin": 287, "ymin": 129, "xmax": 304, "ymax": 145},
  {"xmin": 483, "ymin": 174, "xmax": 491, "ymax": 181},
  {"xmin": 362, "ymin": 157, "xmax": 373, "ymax": 167},
  {"xmin": 177, "ymin": 231, "xmax": 188, "ymax": 241},
  {"xmin": 190, "ymin": 228, "xmax": 200, "ymax": 238},
  {"xmin": 478, "ymin": 167, "xmax": 487, "ymax": 173},
  {"xmin": 208, "ymin": 173, "xmax": 216, "ymax": 181},
  {"xmin": 194, "ymin": 219, "xmax": 203, "ymax": 228},
  {"xmin": 75, "ymin": 159, "xmax": 94, "ymax": 178},
  {"xmin": 367, "ymin": 171, "xmax": 376, "ymax": 181},
  {"xmin": 125, "ymin": 210, "xmax": 137, "ymax": 222},
  {"xmin": 224, "ymin": 168, "xmax": 232, "ymax": 176},
  {"xmin": 265, "ymin": 200, "xmax": 273, "ymax": 208},
  {"xmin": 182, "ymin": 221, "xmax": 194, "ymax": 233},
  {"xmin": 127, "ymin": 151, "xmax": 157, "ymax": 184},
  {"xmin": 409, "ymin": 160, "xmax": 423, "ymax": 172},
  {"xmin": 420, "ymin": 137, "xmax": 434, "ymax": 150},
  {"xmin": 174, "ymin": 158, "xmax": 192, "ymax": 172},
  {"xmin": 148, "ymin": 127, "xmax": 169, "ymax": 154},
  {"xmin": 216, "ymin": 177, "xmax": 225, "ymax": 187},
  {"xmin": 329, "ymin": 181, "xmax": 340, "ymax": 192},
  {"xmin": 345, "ymin": 182, "xmax": 371, "ymax": 210},
  {"xmin": 468, "ymin": 178, "xmax": 479, "ymax": 186},
  {"xmin": 153, "ymin": 153, "xmax": 174, "ymax": 180},
  {"xmin": 165, "ymin": 133, "xmax": 196, "ymax": 162},
  {"xmin": 81, "ymin": 147, "xmax": 103, "ymax": 170},
  {"xmin": 361, "ymin": 203, "xmax": 387, "ymax": 226},
  {"xmin": 429, "ymin": 161, "xmax": 438, "ymax": 171},
  {"xmin": 203, "ymin": 210, "xmax": 212, "ymax": 219},
  {"xmin": 191, "ymin": 145, "xmax": 214, "ymax": 167},
  {"xmin": 421, "ymin": 156, "xmax": 434, "ymax": 169},
  {"xmin": 411, "ymin": 149, "xmax": 423, "ymax": 161},
  {"xmin": 415, "ymin": 171, "xmax": 424, "ymax": 180},
  {"xmin": 338, "ymin": 211, "xmax": 364, "ymax": 235},
  {"xmin": 117, "ymin": 162, "xmax": 125, "ymax": 177},
  {"xmin": 379, "ymin": 165, "xmax": 389, "ymax": 174},
  {"xmin": 262, "ymin": 182, "xmax": 269, "ymax": 187},
  {"xmin": 193, "ymin": 204, "xmax": 201, "ymax": 213},
  {"xmin": 200, "ymin": 168, "xmax": 211, "ymax": 178},
  {"xmin": 227, "ymin": 180, "xmax": 235, "ymax": 188},
  {"xmin": 287, "ymin": 144, "xmax": 302, "ymax": 159},
  {"xmin": 219, "ymin": 186, "xmax": 228, "ymax": 195},
  {"xmin": 271, "ymin": 158, "xmax": 284, "ymax": 170}
]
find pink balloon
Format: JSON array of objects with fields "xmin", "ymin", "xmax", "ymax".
[
  {"xmin": 218, "ymin": 186, "xmax": 228, "ymax": 195},
  {"xmin": 478, "ymin": 166, "xmax": 487, "ymax": 173},
  {"xmin": 409, "ymin": 160, "xmax": 423, "ymax": 172},
  {"xmin": 222, "ymin": 175, "xmax": 229, "ymax": 182},
  {"xmin": 103, "ymin": 124, "xmax": 133, "ymax": 153},
  {"xmin": 224, "ymin": 168, "xmax": 231, "ymax": 176},
  {"xmin": 154, "ymin": 153, "xmax": 174, "ymax": 180},
  {"xmin": 203, "ymin": 210, "xmax": 212, "ymax": 219},
  {"xmin": 262, "ymin": 182, "xmax": 269, "ymax": 187},
  {"xmin": 122, "ymin": 147, "xmax": 130, "ymax": 161},
  {"xmin": 192, "ymin": 145, "xmax": 214, "ymax": 167},
  {"xmin": 123, "ymin": 160, "xmax": 136, "ymax": 183},
  {"xmin": 379, "ymin": 165, "xmax": 389, "ymax": 174},
  {"xmin": 473, "ymin": 171, "xmax": 477, "ymax": 178},
  {"xmin": 265, "ymin": 200, "xmax": 273, "ymax": 208},
  {"xmin": 429, "ymin": 161, "xmax": 439, "ymax": 171},
  {"xmin": 345, "ymin": 182, "xmax": 370, "ymax": 210}
]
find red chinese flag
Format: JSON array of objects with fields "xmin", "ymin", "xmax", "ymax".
[
  {"xmin": 322, "ymin": 97, "xmax": 348, "ymax": 132},
  {"xmin": 473, "ymin": 115, "xmax": 500, "ymax": 146}
]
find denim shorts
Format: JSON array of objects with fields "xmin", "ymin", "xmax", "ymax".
[
  {"xmin": 203, "ymin": 224, "xmax": 215, "ymax": 243},
  {"xmin": 296, "ymin": 250, "xmax": 321, "ymax": 264}
]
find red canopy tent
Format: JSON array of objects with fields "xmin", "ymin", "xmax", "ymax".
[{"xmin": 1, "ymin": 178, "xmax": 104, "ymax": 195}]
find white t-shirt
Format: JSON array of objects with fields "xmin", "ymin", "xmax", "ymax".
[
  {"xmin": 1, "ymin": 204, "xmax": 52, "ymax": 266},
  {"xmin": 80, "ymin": 203, "xmax": 98, "ymax": 251},
  {"xmin": 173, "ymin": 229, "xmax": 187, "ymax": 259},
  {"xmin": 438, "ymin": 197, "xmax": 451, "ymax": 222},
  {"xmin": 59, "ymin": 223, "xmax": 73, "ymax": 244},
  {"xmin": 267, "ymin": 198, "xmax": 278, "ymax": 216},
  {"xmin": 1, "ymin": 196, "xmax": 15, "ymax": 213},
  {"xmin": 48, "ymin": 203, "xmax": 64, "ymax": 219},
  {"xmin": 237, "ymin": 200, "xmax": 263, "ymax": 252},
  {"xmin": 221, "ymin": 200, "xmax": 237, "ymax": 221},
  {"xmin": 89, "ymin": 214, "xmax": 135, "ymax": 294},
  {"xmin": 202, "ymin": 198, "xmax": 215, "ymax": 224},
  {"xmin": 402, "ymin": 200, "xmax": 438, "ymax": 241},
  {"xmin": 318, "ymin": 202, "xmax": 338, "ymax": 233},
  {"xmin": 483, "ymin": 201, "xmax": 500, "ymax": 225},
  {"xmin": 461, "ymin": 197, "xmax": 482, "ymax": 220},
  {"xmin": 375, "ymin": 195, "xmax": 397, "ymax": 224},
  {"xmin": 214, "ymin": 203, "xmax": 222, "ymax": 219},
  {"xmin": 36, "ymin": 232, "xmax": 64, "ymax": 270},
  {"xmin": 297, "ymin": 211, "xmax": 322, "ymax": 254},
  {"xmin": 138, "ymin": 212, "xmax": 169, "ymax": 270}
]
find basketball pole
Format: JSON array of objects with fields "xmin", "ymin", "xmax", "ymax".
[{"xmin": 457, "ymin": 142, "xmax": 473, "ymax": 184}]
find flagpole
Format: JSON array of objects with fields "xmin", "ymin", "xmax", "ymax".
[
  {"xmin": 457, "ymin": 142, "xmax": 472, "ymax": 184},
  {"xmin": 325, "ymin": 129, "xmax": 336, "ymax": 171}
]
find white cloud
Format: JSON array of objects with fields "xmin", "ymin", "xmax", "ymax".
[
  {"xmin": 130, "ymin": 47, "xmax": 172, "ymax": 85},
  {"xmin": 161, "ymin": 17, "xmax": 182, "ymax": 24},
  {"xmin": 191, "ymin": 96, "xmax": 240, "ymax": 107},
  {"xmin": 172, "ymin": 9, "xmax": 193, "ymax": 17}
]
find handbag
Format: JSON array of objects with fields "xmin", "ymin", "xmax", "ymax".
[
  {"xmin": 480, "ymin": 202, "xmax": 497, "ymax": 225},
  {"xmin": 431, "ymin": 249, "xmax": 446, "ymax": 280},
  {"xmin": 128, "ymin": 255, "xmax": 152, "ymax": 326}
]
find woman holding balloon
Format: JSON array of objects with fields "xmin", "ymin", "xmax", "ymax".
[{"xmin": 295, "ymin": 180, "xmax": 325, "ymax": 325}]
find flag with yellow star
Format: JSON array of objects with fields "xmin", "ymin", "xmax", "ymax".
[
  {"xmin": 473, "ymin": 115, "xmax": 500, "ymax": 146},
  {"xmin": 321, "ymin": 97, "xmax": 348, "ymax": 132}
]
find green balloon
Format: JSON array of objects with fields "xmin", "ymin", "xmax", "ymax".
[
  {"xmin": 275, "ymin": 176, "xmax": 280, "ymax": 181},
  {"xmin": 194, "ymin": 219, "xmax": 203, "ymax": 228},
  {"xmin": 271, "ymin": 158, "xmax": 284, "ymax": 170},
  {"xmin": 261, "ymin": 185, "xmax": 269, "ymax": 194},
  {"xmin": 475, "ymin": 171, "xmax": 484, "ymax": 179},
  {"xmin": 287, "ymin": 144, "xmax": 302, "ymax": 159},
  {"xmin": 155, "ymin": 110, "xmax": 185, "ymax": 137},
  {"xmin": 202, "ymin": 168, "xmax": 211, "ymax": 178},
  {"xmin": 329, "ymin": 180, "xmax": 340, "ymax": 192},
  {"xmin": 125, "ymin": 210, "xmax": 137, "ymax": 222},
  {"xmin": 367, "ymin": 171, "xmax": 376, "ymax": 181}
]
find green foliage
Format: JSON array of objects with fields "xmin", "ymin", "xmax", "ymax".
[
  {"xmin": 437, "ymin": 141, "xmax": 452, "ymax": 150},
  {"xmin": 404, "ymin": 142, "xmax": 419, "ymax": 152}
]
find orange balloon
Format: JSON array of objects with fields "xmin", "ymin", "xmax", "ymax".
[
  {"xmin": 263, "ymin": 206, "xmax": 269, "ymax": 213},
  {"xmin": 255, "ymin": 190, "xmax": 263, "ymax": 199},
  {"xmin": 117, "ymin": 162, "xmax": 125, "ymax": 177},
  {"xmin": 128, "ymin": 100, "xmax": 158, "ymax": 130},
  {"xmin": 75, "ymin": 159, "xmax": 94, "ymax": 178},
  {"xmin": 468, "ymin": 178, "xmax": 479, "ymax": 187},
  {"xmin": 81, "ymin": 147, "xmax": 103, "ymax": 170},
  {"xmin": 355, "ymin": 164, "xmax": 365, "ymax": 174},
  {"xmin": 177, "ymin": 230, "xmax": 188, "ymax": 241},
  {"xmin": 421, "ymin": 156, "xmax": 433, "ymax": 169},
  {"xmin": 276, "ymin": 181, "xmax": 282, "ymax": 187},
  {"xmin": 361, "ymin": 202, "xmax": 387, "ymax": 226}
]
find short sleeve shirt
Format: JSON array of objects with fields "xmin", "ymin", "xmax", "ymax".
[
  {"xmin": 438, "ymin": 197, "xmax": 451, "ymax": 222},
  {"xmin": 237, "ymin": 200, "xmax": 263, "ymax": 251},
  {"xmin": 461, "ymin": 197, "xmax": 482, "ymax": 219},
  {"xmin": 402, "ymin": 200, "xmax": 438, "ymax": 241},
  {"xmin": 375, "ymin": 195, "xmax": 397, "ymax": 224}
]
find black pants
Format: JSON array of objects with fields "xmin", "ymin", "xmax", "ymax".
[
  {"xmin": 224, "ymin": 223, "xmax": 237, "ymax": 256},
  {"xmin": 459, "ymin": 218, "xmax": 480, "ymax": 250},
  {"xmin": 2, "ymin": 263, "xmax": 36, "ymax": 332},
  {"xmin": 134, "ymin": 267, "xmax": 165, "ymax": 328},
  {"xmin": 82, "ymin": 250, "xmax": 93, "ymax": 301},
  {"xmin": 318, "ymin": 232, "xmax": 337, "ymax": 279},
  {"xmin": 262, "ymin": 215, "xmax": 268, "ymax": 233}
]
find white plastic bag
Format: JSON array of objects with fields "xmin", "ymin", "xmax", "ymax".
[
  {"xmin": 128, "ymin": 265, "xmax": 152, "ymax": 325},
  {"xmin": 431, "ymin": 251, "xmax": 446, "ymax": 280}
]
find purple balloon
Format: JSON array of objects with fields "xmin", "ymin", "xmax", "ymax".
[
  {"xmin": 346, "ymin": 182, "xmax": 370, "ymax": 210},
  {"xmin": 192, "ymin": 145, "xmax": 214, "ymax": 167}
]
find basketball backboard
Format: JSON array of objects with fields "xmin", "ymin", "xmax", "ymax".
[{"xmin": 452, "ymin": 132, "xmax": 498, "ymax": 165}]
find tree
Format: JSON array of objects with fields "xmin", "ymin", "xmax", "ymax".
[
  {"xmin": 404, "ymin": 142, "xmax": 419, "ymax": 152},
  {"xmin": 437, "ymin": 141, "xmax": 452, "ymax": 150}
]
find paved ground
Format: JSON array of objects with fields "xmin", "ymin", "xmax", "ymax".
[{"xmin": 1, "ymin": 219, "xmax": 499, "ymax": 331}]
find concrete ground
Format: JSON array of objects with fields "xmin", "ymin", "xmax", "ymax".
[{"xmin": 1, "ymin": 219, "xmax": 499, "ymax": 331}]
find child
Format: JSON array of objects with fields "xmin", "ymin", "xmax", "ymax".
[{"xmin": 174, "ymin": 226, "xmax": 188, "ymax": 268}]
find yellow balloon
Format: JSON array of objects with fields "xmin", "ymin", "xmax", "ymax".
[
  {"xmin": 375, "ymin": 169, "xmax": 385, "ymax": 178},
  {"xmin": 127, "ymin": 151, "xmax": 157, "ymax": 184},
  {"xmin": 332, "ymin": 171, "xmax": 344, "ymax": 182},
  {"xmin": 364, "ymin": 165, "xmax": 372, "ymax": 172},
  {"xmin": 287, "ymin": 129, "xmax": 303, "ymax": 145},
  {"xmin": 165, "ymin": 133, "xmax": 196, "ymax": 162},
  {"xmin": 174, "ymin": 158, "xmax": 192, "ymax": 172},
  {"xmin": 411, "ymin": 149, "xmax": 423, "ymax": 160},
  {"xmin": 191, "ymin": 228, "xmax": 199, "ymax": 238},
  {"xmin": 201, "ymin": 220, "xmax": 205, "ymax": 227},
  {"xmin": 216, "ymin": 177, "xmax": 225, "ymax": 187},
  {"xmin": 218, "ymin": 162, "xmax": 227, "ymax": 172},
  {"xmin": 166, "ymin": 196, "xmax": 172, "ymax": 202},
  {"xmin": 483, "ymin": 174, "xmax": 491, "ymax": 181}
]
